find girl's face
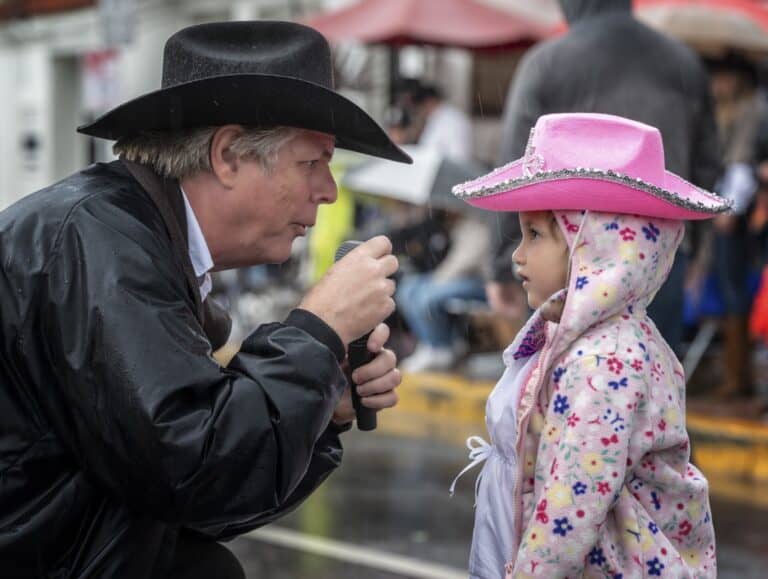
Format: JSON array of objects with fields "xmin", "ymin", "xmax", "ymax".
[{"xmin": 512, "ymin": 211, "xmax": 569, "ymax": 310}]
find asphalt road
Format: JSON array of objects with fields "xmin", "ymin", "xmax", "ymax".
[{"xmin": 228, "ymin": 415, "xmax": 768, "ymax": 578}]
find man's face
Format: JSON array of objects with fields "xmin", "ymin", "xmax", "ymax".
[{"xmin": 214, "ymin": 129, "xmax": 337, "ymax": 268}]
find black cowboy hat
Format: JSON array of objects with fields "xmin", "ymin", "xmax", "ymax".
[{"xmin": 77, "ymin": 20, "xmax": 411, "ymax": 164}]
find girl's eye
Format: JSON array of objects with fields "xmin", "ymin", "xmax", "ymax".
[
  {"xmin": 529, "ymin": 227, "xmax": 540, "ymax": 239},
  {"xmin": 304, "ymin": 160, "xmax": 318, "ymax": 168}
]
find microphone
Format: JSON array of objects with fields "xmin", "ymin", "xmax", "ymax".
[{"xmin": 334, "ymin": 240, "xmax": 379, "ymax": 431}]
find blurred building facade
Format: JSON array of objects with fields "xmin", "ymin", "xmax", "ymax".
[
  {"xmin": 0, "ymin": 0, "xmax": 332, "ymax": 208},
  {"xmin": 0, "ymin": 0, "xmax": 549, "ymax": 209}
]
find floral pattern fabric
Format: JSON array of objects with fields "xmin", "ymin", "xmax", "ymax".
[{"xmin": 500, "ymin": 210, "xmax": 715, "ymax": 578}]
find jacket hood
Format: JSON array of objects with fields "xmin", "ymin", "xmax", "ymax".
[
  {"xmin": 504, "ymin": 210, "xmax": 683, "ymax": 366},
  {"xmin": 552, "ymin": 210, "xmax": 684, "ymax": 352},
  {"xmin": 558, "ymin": 0, "xmax": 631, "ymax": 25}
]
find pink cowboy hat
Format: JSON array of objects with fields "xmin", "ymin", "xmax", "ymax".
[{"xmin": 452, "ymin": 113, "xmax": 730, "ymax": 219}]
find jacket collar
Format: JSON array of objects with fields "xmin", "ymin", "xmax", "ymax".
[
  {"xmin": 180, "ymin": 187, "xmax": 214, "ymax": 301},
  {"xmin": 119, "ymin": 159, "xmax": 231, "ymax": 350}
]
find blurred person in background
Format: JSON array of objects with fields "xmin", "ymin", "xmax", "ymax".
[
  {"xmin": 489, "ymin": 0, "xmax": 720, "ymax": 356},
  {"xmin": 398, "ymin": 209, "xmax": 491, "ymax": 372},
  {"xmin": 384, "ymin": 102, "xmax": 414, "ymax": 145},
  {"xmin": 705, "ymin": 52, "xmax": 766, "ymax": 399},
  {"xmin": 0, "ymin": 21, "xmax": 409, "ymax": 578}
]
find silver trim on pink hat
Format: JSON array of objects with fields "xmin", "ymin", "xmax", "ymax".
[{"xmin": 452, "ymin": 167, "xmax": 731, "ymax": 215}]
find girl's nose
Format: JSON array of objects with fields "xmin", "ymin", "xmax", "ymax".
[{"xmin": 511, "ymin": 242, "xmax": 524, "ymax": 265}]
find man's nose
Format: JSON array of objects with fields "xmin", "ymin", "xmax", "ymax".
[{"xmin": 313, "ymin": 170, "xmax": 338, "ymax": 205}]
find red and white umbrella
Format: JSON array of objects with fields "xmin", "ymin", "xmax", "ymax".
[{"xmin": 304, "ymin": 0, "xmax": 548, "ymax": 50}]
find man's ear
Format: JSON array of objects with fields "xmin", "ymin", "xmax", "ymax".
[{"xmin": 210, "ymin": 125, "xmax": 243, "ymax": 188}]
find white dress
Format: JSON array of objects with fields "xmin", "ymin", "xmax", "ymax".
[{"xmin": 456, "ymin": 347, "xmax": 540, "ymax": 579}]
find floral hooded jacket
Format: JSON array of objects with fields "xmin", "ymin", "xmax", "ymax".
[{"xmin": 506, "ymin": 210, "xmax": 715, "ymax": 578}]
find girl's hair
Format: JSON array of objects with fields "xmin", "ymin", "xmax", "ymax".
[
  {"xmin": 526, "ymin": 210, "xmax": 562, "ymax": 238},
  {"xmin": 113, "ymin": 125, "xmax": 300, "ymax": 180},
  {"xmin": 547, "ymin": 212, "xmax": 561, "ymax": 236}
]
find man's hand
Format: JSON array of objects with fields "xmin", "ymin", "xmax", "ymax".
[
  {"xmin": 333, "ymin": 323, "xmax": 401, "ymax": 425},
  {"xmin": 299, "ymin": 236, "xmax": 398, "ymax": 345},
  {"xmin": 486, "ymin": 280, "xmax": 527, "ymax": 321}
]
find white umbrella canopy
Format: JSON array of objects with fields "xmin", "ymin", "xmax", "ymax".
[
  {"xmin": 341, "ymin": 145, "xmax": 487, "ymax": 213},
  {"xmin": 635, "ymin": 0, "xmax": 768, "ymax": 57},
  {"xmin": 341, "ymin": 145, "xmax": 441, "ymax": 205}
]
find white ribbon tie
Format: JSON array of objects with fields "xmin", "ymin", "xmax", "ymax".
[{"xmin": 449, "ymin": 435, "xmax": 493, "ymax": 500}]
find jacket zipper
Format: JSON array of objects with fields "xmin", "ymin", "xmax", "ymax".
[{"xmin": 509, "ymin": 324, "xmax": 557, "ymax": 567}]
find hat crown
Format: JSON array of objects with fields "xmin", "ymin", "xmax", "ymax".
[
  {"xmin": 530, "ymin": 113, "xmax": 665, "ymax": 184},
  {"xmin": 161, "ymin": 21, "xmax": 334, "ymax": 89}
]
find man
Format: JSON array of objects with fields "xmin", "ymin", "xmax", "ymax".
[
  {"xmin": 489, "ymin": 0, "xmax": 720, "ymax": 354},
  {"xmin": 0, "ymin": 21, "xmax": 410, "ymax": 578}
]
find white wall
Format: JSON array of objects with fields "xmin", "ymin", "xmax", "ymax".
[
  {"xmin": 13, "ymin": 45, "xmax": 52, "ymax": 201},
  {"xmin": 118, "ymin": 3, "xmax": 195, "ymax": 103},
  {"xmin": 52, "ymin": 55, "xmax": 88, "ymax": 182},
  {"xmin": 0, "ymin": 48, "xmax": 18, "ymax": 209},
  {"xmin": 0, "ymin": 7, "xmax": 102, "ymax": 206}
]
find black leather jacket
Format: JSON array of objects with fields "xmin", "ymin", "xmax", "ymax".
[{"xmin": 0, "ymin": 161, "xmax": 348, "ymax": 577}]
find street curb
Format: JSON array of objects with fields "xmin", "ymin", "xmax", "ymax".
[
  {"xmin": 215, "ymin": 343, "xmax": 768, "ymax": 498},
  {"xmin": 396, "ymin": 371, "xmax": 768, "ymax": 490}
]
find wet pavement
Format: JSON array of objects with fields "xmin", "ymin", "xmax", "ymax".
[{"xmin": 228, "ymin": 412, "xmax": 768, "ymax": 579}]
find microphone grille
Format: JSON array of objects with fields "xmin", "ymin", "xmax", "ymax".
[{"xmin": 334, "ymin": 240, "xmax": 362, "ymax": 262}]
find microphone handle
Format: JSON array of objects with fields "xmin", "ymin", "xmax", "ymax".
[{"xmin": 348, "ymin": 333, "xmax": 378, "ymax": 431}]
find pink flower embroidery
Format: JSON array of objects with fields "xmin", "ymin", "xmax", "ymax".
[
  {"xmin": 601, "ymin": 433, "xmax": 619, "ymax": 446},
  {"xmin": 607, "ymin": 357, "xmax": 624, "ymax": 374},
  {"xmin": 631, "ymin": 359, "xmax": 643, "ymax": 371},
  {"xmin": 504, "ymin": 563, "xmax": 514, "ymax": 579},
  {"xmin": 597, "ymin": 481, "xmax": 611, "ymax": 495},
  {"xmin": 567, "ymin": 413, "xmax": 581, "ymax": 427},
  {"xmin": 641, "ymin": 459, "xmax": 657, "ymax": 472},
  {"xmin": 561, "ymin": 215, "xmax": 580, "ymax": 233},
  {"xmin": 620, "ymin": 227, "xmax": 636, "ymax": 241},
  {"xmin": 535, "ymin": 499, "xmax": 549, "ymax": 524}
]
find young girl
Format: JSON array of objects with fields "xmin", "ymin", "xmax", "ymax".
[{"xmin": 451, "ymin": 113, "xmax": 726, "ymax": 578}]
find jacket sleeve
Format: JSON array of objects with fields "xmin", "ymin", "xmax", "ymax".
[
  {"xmin": 189, "ymin": 422, "xmax": 347, "ymax": 540},
  {"xmin": 513, "ymin": 355, "xmax": 649, "ymax": 577},
  {"xmin": 37, "ymin": 208, "xmax": 348, "ymax": 535}
]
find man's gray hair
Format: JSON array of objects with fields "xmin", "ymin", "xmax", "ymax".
[{"xmin": 113, "ymin": 126, "xmax": 300, "ymax": 179}]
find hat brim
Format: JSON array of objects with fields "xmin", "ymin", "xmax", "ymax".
[
  {"xmin": 452, "ymin": 159, "xmax": 731, "ymax": 220},
  {"xmin": 77, "ymin": 74, "xmax": 412, "ymax": 164}
]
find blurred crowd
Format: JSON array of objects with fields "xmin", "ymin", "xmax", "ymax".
[{"xmin": 213, "ymin": 9, "xmax": 768, "ymax": 412}]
